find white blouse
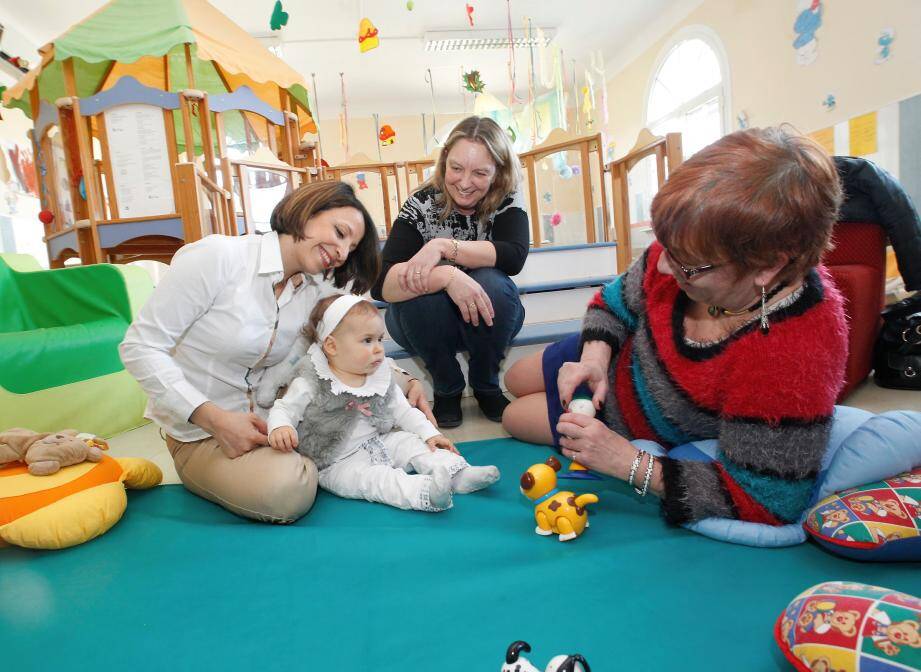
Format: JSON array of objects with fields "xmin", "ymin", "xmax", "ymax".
[{"xmin": 119, "ymin": 231, "xmax": 339, "ymax": 441}]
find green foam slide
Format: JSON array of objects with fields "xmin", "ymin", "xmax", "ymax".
[{"xmin": 0, "ymin": 253, "xmax": 153, "ymax": 437}]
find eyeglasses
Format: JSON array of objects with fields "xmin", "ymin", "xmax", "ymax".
[{"xmin": 663, "ymin": 248, "xmax": 719, "ymax": 280}]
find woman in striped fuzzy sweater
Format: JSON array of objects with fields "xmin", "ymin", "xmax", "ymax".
[{"xmin": 502, "ymin": 127, "xmax": 848, "ymax": 526}]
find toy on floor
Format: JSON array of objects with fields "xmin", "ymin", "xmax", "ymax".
[
  {"xmin": 559, "ymin": 394, "xmax": 603, "ymax": 482},
  {"xmin": 520, "ymin": 457, "xmax": 598, "ymax": 542},
  {"xmin": 0, "ymin": 428, "xmax": 162, "ymax": 550},
  {"xmin": 501, "ymin": 641, "xmax": 590, "ymax": 672},
  {"xmin": 0, "ymin": 427, "xmax": 107, "ymax": 475}
]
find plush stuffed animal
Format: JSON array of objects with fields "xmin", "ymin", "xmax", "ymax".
[
  {"xmin": 0, "ymin": 427, "xmax": 107, "ymax": 475},
  {"xmin": 0, "ymin": 428, "xmax": 162, "ymax": 549}
]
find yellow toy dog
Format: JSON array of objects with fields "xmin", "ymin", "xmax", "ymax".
[{"xmin": 520, "ymin": 457, "xmax": 598, "ymax": 542}]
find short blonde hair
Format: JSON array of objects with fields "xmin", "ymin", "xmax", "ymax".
[{"xmin": 421, "ymin": 116, "xmax": 522, "ymax": 226}]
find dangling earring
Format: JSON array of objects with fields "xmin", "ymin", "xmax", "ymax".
[{"xmin": 760, "ymin": 285, "xmax": 770, "ymax": 334}]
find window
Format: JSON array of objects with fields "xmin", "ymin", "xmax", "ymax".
[
  {"xmin": 647, "ymin": 32, "xmax": 727, "ymax": 156},
  {"xmin": 626, "ymin": 28, "xmax": 730, "ymax": 257}
]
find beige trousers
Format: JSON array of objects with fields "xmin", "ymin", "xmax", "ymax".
[{"xmin": 166, "ymin": 436, "xmax": 319, "ymax": 524}]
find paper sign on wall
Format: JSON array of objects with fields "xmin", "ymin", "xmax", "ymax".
[
  {"xmin": 849, "ymin": 112, "xmax": 878, "ymax": 157},
  {"xmin": 50, "ymin": 134, "xmax": 75, "ymax": 229},
  {"xmin": 104, "ymin": 104, "xmax": 175, "ymax": 218},
  {"xmin": 809, "ymin": 127, "xmax": 835, "ymax": 155}
]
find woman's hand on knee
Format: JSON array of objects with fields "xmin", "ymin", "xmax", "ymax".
[
  {"xmin": 192, "ymin": 403, "xmax": 269, "ymax": 459},
  {"xmin": 557, "ymin": 360, "xmax": 608, "ymax": 410},
  {"xmin": 445, "ymin": 271, "xmax": 494, "ymax": 327},
  {"xmin": 400, "ymin": 241, "xmax": 444, "ymax": 294}
]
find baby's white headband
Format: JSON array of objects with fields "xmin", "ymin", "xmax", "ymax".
[{"xmin": 318, "ymin": 295, "xmax": 366, "ymax": 342}]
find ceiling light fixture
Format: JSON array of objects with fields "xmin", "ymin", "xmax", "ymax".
[{"xmin": 423, "ymin": 29, "xmax": 555, "ymax": 52}]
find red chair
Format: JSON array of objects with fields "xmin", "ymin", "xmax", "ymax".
[{"xmin": 824, "ymin": 221, "xmax": 887, "ymax": 400}]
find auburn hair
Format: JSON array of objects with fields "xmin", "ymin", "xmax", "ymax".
[
  {"xmin": 270, "ymin": 181, "xmax": 381, "ymax": 294},
  {"xmin": 650, "ymin": 126, "xmax": 842, "ymax": 279}
]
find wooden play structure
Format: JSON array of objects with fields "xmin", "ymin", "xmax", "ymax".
[
  {"xmin": 319, "ymin": 155, "xmax": 404, "ymax": 236},
  {"xmin": 3, "ymin": 0, "xmax": 319, "ymax": 266},
  {"xmin": 605, "ymin": 129, "xmax": 683, "ymax": 272},
  {"xmin": 518, "ymin": 130, "xmax": 610, "ymax": 248}
]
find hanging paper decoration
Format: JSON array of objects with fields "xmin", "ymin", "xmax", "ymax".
[
  {"xmin": 356, "ymin": 172, "xmax": 369, "ymax": 190},
  {"xmin": 792, "ymin": 0, "xmax": 822, "ymax": 66},
  {"xmin": 542, "ymin": 192, "xmax": 552, "ymax": 204},
  {"xmin": 466, "ymin": 4, "xmax": 475, "ymax": 27},
  {"xmin": 310, "ymin": 72, "xmax": 324, "ymax": 160},
  {"xmin": 558, "ymin": 165, "xmax": 573, "ymax": 180},
  {"xmin": 38, "ymin": 210, "xmax": 54, "ymax": 225},
  {"xmin": 822, "ymin": 93, "xmax": 836, "ymax": 111},
  {"xmin": 270, "ymin": 1, "xmax": 289, "ymax": 31},
  {"xmin": 358, "ymin": 18, "xmax": 380, "ymax": 53},
  {"xmin": 605, "ymin": 141, "xmax": 616, "ymax": 163},
  {"xmin": 338, "ymin": 72, "xmax": 350, "ymax": 156},
  {"xmin": 406, "ymin": 0, "xmax": 415, "ymax": 9},
  {"xmin": 379, "ymin": 125, "xmax": 396, "ymax": 146},
  {"xmin": 505, "ymin": 0, "xmax": 523, "ymax": 105},
  {"xmin": 506, "ymin": 126, "xmax": 517, "ymax": 143},
  {"xmin": 425, "ymin": 69, "xmax": 440, "ymax": 148},
  {"xmin": 550, "ymin": 212, "xmax": 563, "ymax": 227},
  {"xmin": 876, "ymin": 28, "xmax": 895, "ymax": 64},
  {"xmin": 463, "ymin": 70, "xmax": 485, "ymax": 94},
  {"xmin": 737, "ymin": 110, "xmax": 750, "ymax": 129},
  {"xmin": 570, "ymin": 165, "xmax": 581, "ymax": 176},
  {"xmin": 78, "ymin": 177, "xmax": 87, "ymax": 200}
]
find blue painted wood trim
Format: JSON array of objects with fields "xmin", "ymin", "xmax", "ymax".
[
  {"xmin": 47, "ymin": 231, "xmax": 79, "ymax": 261},
  {"xmin": 208, "ymin": 86, "xmax": 285, "ymax": 126},
  {"xmin": 371, "ymin": 276, "xmax": 613, "ymax": 310},
  {"xmin": 528, "ymin": 242, "xmax": 618, "ymax": 254},
  {"xmin": 79, "ymin": 76, "xmax": 181, "ymax": 117},
  {"xmin": 517, "ymin": 275, "xmax": 615, "ymax": 294},
  {"xmin": 35, "ymin": 101, "xmax": 60, "ymax": 140},
  {"xmin": 98, "ymin": 218, "xmax": 184, "ymax": 249},
  {"xmin": 384, "ymin": 318, "xmax": 581, "ymax": 360}
]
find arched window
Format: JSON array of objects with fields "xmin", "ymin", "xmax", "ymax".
[
  {"xmin": 624, "ymin": 28, "xmax": 730, "ymax": 260},
  {"xmin": 645, "ymin": 27, "xmax": 730, "ymax": 157}
]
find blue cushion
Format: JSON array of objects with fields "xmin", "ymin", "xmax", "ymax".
[{"xmin": 637, "ymin": 406, "xmax": 921, "ymax": 548}]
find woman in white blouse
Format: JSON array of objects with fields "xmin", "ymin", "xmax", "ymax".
[{"xmin": 120, "ymin": 181, "xmax": 433, "ymax": 523}]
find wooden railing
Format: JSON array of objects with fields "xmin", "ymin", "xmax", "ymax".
[
  {"xmin": 324, "ymin": 160, "xmax": 404, "ymax": 234},
  {"xmin": 225, "ymin": 158, "xmax": 308, "ymax": 235},
  {"xmin": 517, "ymin": 131, "xmax": 610, "ymax": 248},
  {"xmin": 605, "ymin": 129, "xmax": 683, "ymax": 273}
]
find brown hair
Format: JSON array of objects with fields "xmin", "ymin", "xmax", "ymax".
[
  {"xmin": 420, "ymin": 116, "xmax": 522, "ymax": 226},
  {"xmin": 302, "ymin": 294, "xmax": 380, "ymax": 344},
  {"xmin": 650, "ymin": 125, "xmax": 843, "ymax": 279},
  {"xmin": 270, "ymin": 181, "xmax": 381, "ymax": 294}
]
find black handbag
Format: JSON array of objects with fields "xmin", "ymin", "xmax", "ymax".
[{"xmin": 873, "ymin": 293, "xmax": 921, "ymax": 390}]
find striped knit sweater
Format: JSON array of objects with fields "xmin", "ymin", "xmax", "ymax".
[{"xmin": 582, "ymin": 243, "xmax": 848, "ymax": 526}]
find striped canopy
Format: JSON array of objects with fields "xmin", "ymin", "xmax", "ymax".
[{"xmin": 2, "ymin": 0, "xmax": 316, "ymax": 136}]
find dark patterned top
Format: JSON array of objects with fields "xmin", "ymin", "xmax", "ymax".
[{"xmin": 370, "ymin": 185, "xmax": 529, "ymax": 300}]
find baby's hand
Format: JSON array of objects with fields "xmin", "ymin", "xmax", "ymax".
[
  {"xmin": 426, "ymin": 434, "xmax": 460, "ymax": 455},
  {"xmin": 269, "ymin": 426, "xmax": 298, "ymax": 453}
]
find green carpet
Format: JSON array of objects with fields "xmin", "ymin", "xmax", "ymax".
[{"xmin": 2, "ymin": 439, "xmax": 919, "ymax": 671}]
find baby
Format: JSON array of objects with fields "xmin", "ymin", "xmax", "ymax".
[{"xmin": 263, "ymin": 294, "xmax": 499, "ymax": 512}]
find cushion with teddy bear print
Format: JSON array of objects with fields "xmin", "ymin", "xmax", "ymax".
[
  {"xmin": 775, "ymin": 581, "xmax": 921, "ymax": 672},
  {"xmin": 803, "ymin": 467, "xmax": 921, "ymax": 561}
]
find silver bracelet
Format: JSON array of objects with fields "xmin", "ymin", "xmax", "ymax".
[
  {"xmin": 636, "ymin": 453, "xmax": 656, "ymax": 497},
  {"xmin": 627, "ymin": 450, "xmax": 644, "ymax": 489}
]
